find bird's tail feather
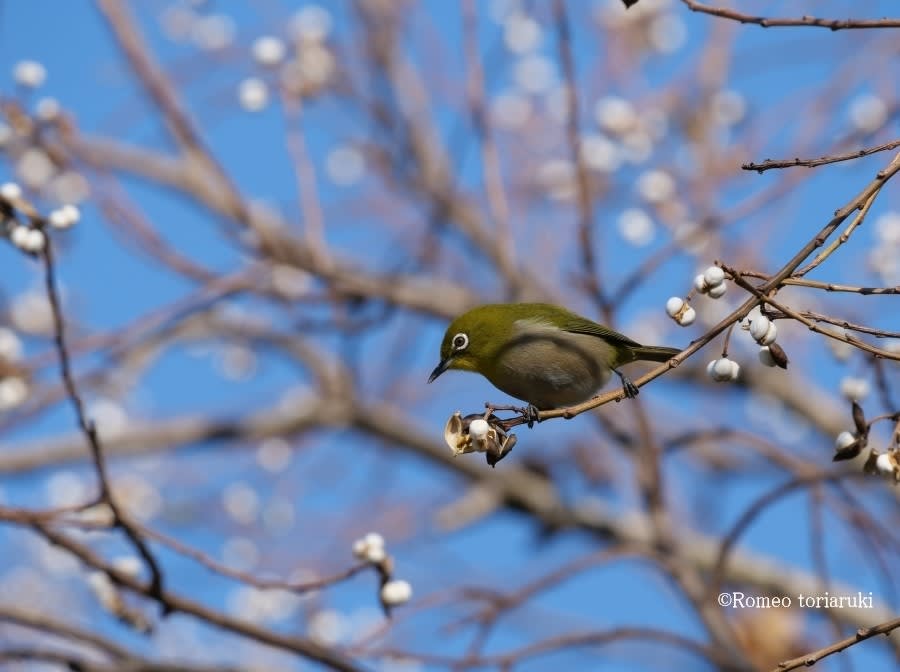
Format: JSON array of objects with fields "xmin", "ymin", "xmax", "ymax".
[{"xmin": 633, "ymin": 345, "xmax": 680, "ymax": 363}]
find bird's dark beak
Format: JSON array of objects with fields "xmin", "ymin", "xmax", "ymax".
[{"xmin": 428, "ymin": 357, "xmax": 451, "ymax": 384}]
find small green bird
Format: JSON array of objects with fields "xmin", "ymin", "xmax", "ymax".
[{"xmin": 428, "ymin": 303, "xmax": 679, "ymax": 415}]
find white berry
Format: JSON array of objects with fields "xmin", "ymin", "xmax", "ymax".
[
  {"xmin": 10, "ymin": 226, "xmax": 30, "ymax": 250},
  {"xmin": 749, "ymin": 316, "xmax": 770, "ymax": 342},
  {"xmin": 49, "ymin": 204, "xmax": 80, "ymax": 229},
  {"xmin": 693, "ymin": 274, "xmax": 708, "ymax": 293},
  {"xmin": 759, "ymin": 322, "xmax": 778, "ymax": 346},
  {"xmin": 252, "ymin": 36, "xmax": 286, "ymax": 66},
  {"xmin": 834, "ymin": 431, "xmax": 855, "ymax": 451},
  {"xmin": 758, "ymin": 347, "xmax": 776, "ymax": 367},
  {"xmin": 468, "ymin": 419, "xmax": 489, "ymax": 440},
  {"xmin": 677, "ymin": 306, "xmax": 696, "ymax": 326},
  {"xmin": 707, "ymin": 282, "xmax": 727, "ymax": 299},
  {"xmin": 665, "ymin": 296, "xmax": 684, "ymax": 317},
  {"xmin": 13, "ymin": 60, "xmax": 46, "ymax": 88},
  {"xmin": 875, "ymin": 452, "xmax": 895, "ymax": 476},
  {"xmin": 840, "ymin": 376, "xmax": 870, "ymax": 401},
  {"xmin": 238, "ymin": 78, "xmax": 269, "ymax": 112},
  {"xmin": 364, "ymin": 544, "xmax": 386, "ymax": 563},
  {"xmin": 363, "ymin": 532, "xmax": 384, "ymax": 549},
  {"xmin": 709, "ymin": 357, "xmax": 738, "ymax": 382},
  {"xmin": 0, "ymin": 182, "xmax": 23, "ymax": 204},
  {"xmin": 352, "ymin": 538, "xmax": 368, "ymax": 559},
  {"xmin": 703, "ymin": 266, "xmax": 725, "ymax": 287},
  {"xmin": 380, "ymin": 579, "xmax": 412, "ymax": 606},
  {"xmin": 23, "ymin": 228, "xmax": 45, "ymax": 253}
]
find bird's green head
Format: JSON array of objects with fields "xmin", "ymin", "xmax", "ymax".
[{"xmin": 428, "ymin": 305, "xmax": 514, "ymax": 383}]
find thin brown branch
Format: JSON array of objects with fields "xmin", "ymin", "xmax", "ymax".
[
  {"xmin": 743, "ymin": 138, "xmax": 900, "ymax": 172},
  {"xmin": 40, "ymin": 235, "xmax": 167, "ymax": 610},
  {"xmin": 773, "ymin": 616, "xmax": 900, "ymax": 671},
  {"xmin": 681, "ymin": 1, "xmax": 900, "ymax": 30}
]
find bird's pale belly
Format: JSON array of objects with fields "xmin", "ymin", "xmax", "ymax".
[{"xmin": 488, "ymin": 331, "xmax": 614, "ymax": 409}]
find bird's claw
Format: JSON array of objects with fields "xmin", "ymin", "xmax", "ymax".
[
  {"xmin": 522, "ymin": 404, "xmax": 541, "ymax": 428},
  {"xmin": 614, "ymin": 370, "xmax": 640, "ymax": 399}
]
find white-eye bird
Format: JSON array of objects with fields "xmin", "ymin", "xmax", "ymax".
[{"xmin": 428, "ymin": 303, "xmax": 679, "ymax": 415}]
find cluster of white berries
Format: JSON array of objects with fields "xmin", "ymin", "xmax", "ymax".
[
  {"xmin": 744, "ymin": 315, "xmax": 780, "ymax": 368},
  {"xmin": 352, "ymin": 532, "xmax": 388, "ymax": 564},
  {"xmin": 666, "ymin": 266, "xmax": 728, "ymax": 327},
  {"xmin": 2, "ymin": 182, "xmax": 80, "ymax": 256},
  {"xmin": 665, "ymin": 297, "xmax": 695, "ymax": 326},
  {"xmin": 707, "ymin": 356, "xmax": 740, "ymax": 382},
  {"xmin": 351, "ymin": 532, "xmax": 412, "ymax": 607},
  {"xmin": 693, "ymin": 265, "xmax": 727, "ymax": 298}
]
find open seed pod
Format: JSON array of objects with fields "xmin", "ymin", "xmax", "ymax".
[{"xmin": 443, "ymin": 412, "xmax": 517, "ymax": 466}]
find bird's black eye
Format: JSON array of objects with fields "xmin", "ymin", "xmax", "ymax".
[{"xmin": 452, "ymin": 333, "xmax": 468, "ymax": 350}]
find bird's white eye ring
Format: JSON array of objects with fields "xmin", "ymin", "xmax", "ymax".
[{"xmin": 452, "ymin": 333, "xmax": 468, "ymax": 350}]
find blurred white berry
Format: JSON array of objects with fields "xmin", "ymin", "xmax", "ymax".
[
  {"xmin": 703, "ymin": 266, "xmax": 725, "ymax": 287},
  {"xmin": 49, "ymin": 204, "xmax": 80, "ymax": 229},
  {"xmin": 17, "ymin": 148, "xmax": 55, "ymax": 189},
  {"xmin": 711, "ymin": 90, "xmax": 745, "ymax": 127},
  {"xmin": 10, "ymin": 226, "xmax": 31, "ymax": 250},
  {"xmin": 827, "ymin": 336, "xmax": 854, "ymax": 362},
  {"xmin": 758, "ymin": 347, "xmax": 776, "ymax": 367},
  {"xmin": 875, "ymin": 452, "xmax": 896, "ymax": 476},
  {"xmin": 620, "ymin": 130, "xmax": 654, "ymax": 164},
  {"xmin": 665, "ymin": 297, "xmax": 684, "ymax": 318},
  {"xmin": 325, "ymin": 146, "xmax": 364, "ymax": 186},
  {"xmin": 192, "ymin": 13, "xmax": 235, "ymax": 51},
  {"xmin": 1, "ymin": 182, "xmax": 23, "ymax": 205},
  {"xmin": 13, "ymin": 60, "xmax": 46, "ymax": 88},
  {"xmin": 707, "ymin": 282, "xmax": 727, "ymax": 299},
  {"xmin": 0, "ymin": 328, "xmax": 23, "ymax": 361},
  {"xmin": 252, "ymin": 36, "xmax": 286, "ymax": 67},
  {"xmin": 513, "ymin": 55, "xmax": 555, "ymax": 94},
  {"xmin": 491, "ymin": 92, "xmax": 531, "ymax": 129},
  {"xmin": 594, "ymin": 96, "xmax": 636, "ymax": 135},
  {"xmin": 468, "ymin": 419, "xmax": 490, "ymax": 440},
  {"xmin": 693, "ymin": 274, "xmax": 708, "ymax": 294},
  {"xmin": 677, "ymin": 306, "xmax": 696, "ymax": 326},
  {"xmin": 636, "ymin": 170, "xmax": 675, "ymax": 204},
  {"xmin": 849, "ymin": 94, "xmax": 887, "ymax": 133},
  {"xmin": 289, "ymin": 5, "xmax": 333, "ymax": 43},
  {"xmin": 299, "ymin": 44, "xmax": 335, "ymax": 85},
  {"xmin": 875, "ymin": 212, "xmax": 900, "ymax": 245},
  {"xmin": 580, "ymin": 134, "xmax": 621, "ymax": 173},
  {"xmin": 23, "ymin": 228, "xmax": 45, "ymax": 253},
  {"xmin": 504, "ymin": 13, "xmax": 541, "ymax": 54},
  {"xmin": 618, "ymin": 208, "xmax": 654, "ymax": 246},
  {"xmin": 834, "ymin": 431, "xmax": 855, "ymax": 451},
  {"xmin": 0, "ymin": 377, "xmax": 28, "ymax": 410},
  {"xmin": 708, "ymin": 357, "xmax": 739, "ymax": 382},
  {"xmin": 363, "ymin": 532, "xmax": 384, "ymax": 550},
  {"xmin": 840, "ymin": 376, "xmax": 870, "ymax": 401},
  {"xmin": 380, "ymin": 580, "xmax": 412, "ymax": 606},
  {"xmin": 364, "ymin": 545, "xmax": 386, "ymax": 563},
  {"xmin": 352, "ymin": 538, "xmax": 368, "ymax": 559},
  {"xmin": 35, "ymin": 97, "xmax": 61, "ymax": 122},
  {"xmin": 238, "ymin": 78, "xmax": 269, "ymax": 112}
]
